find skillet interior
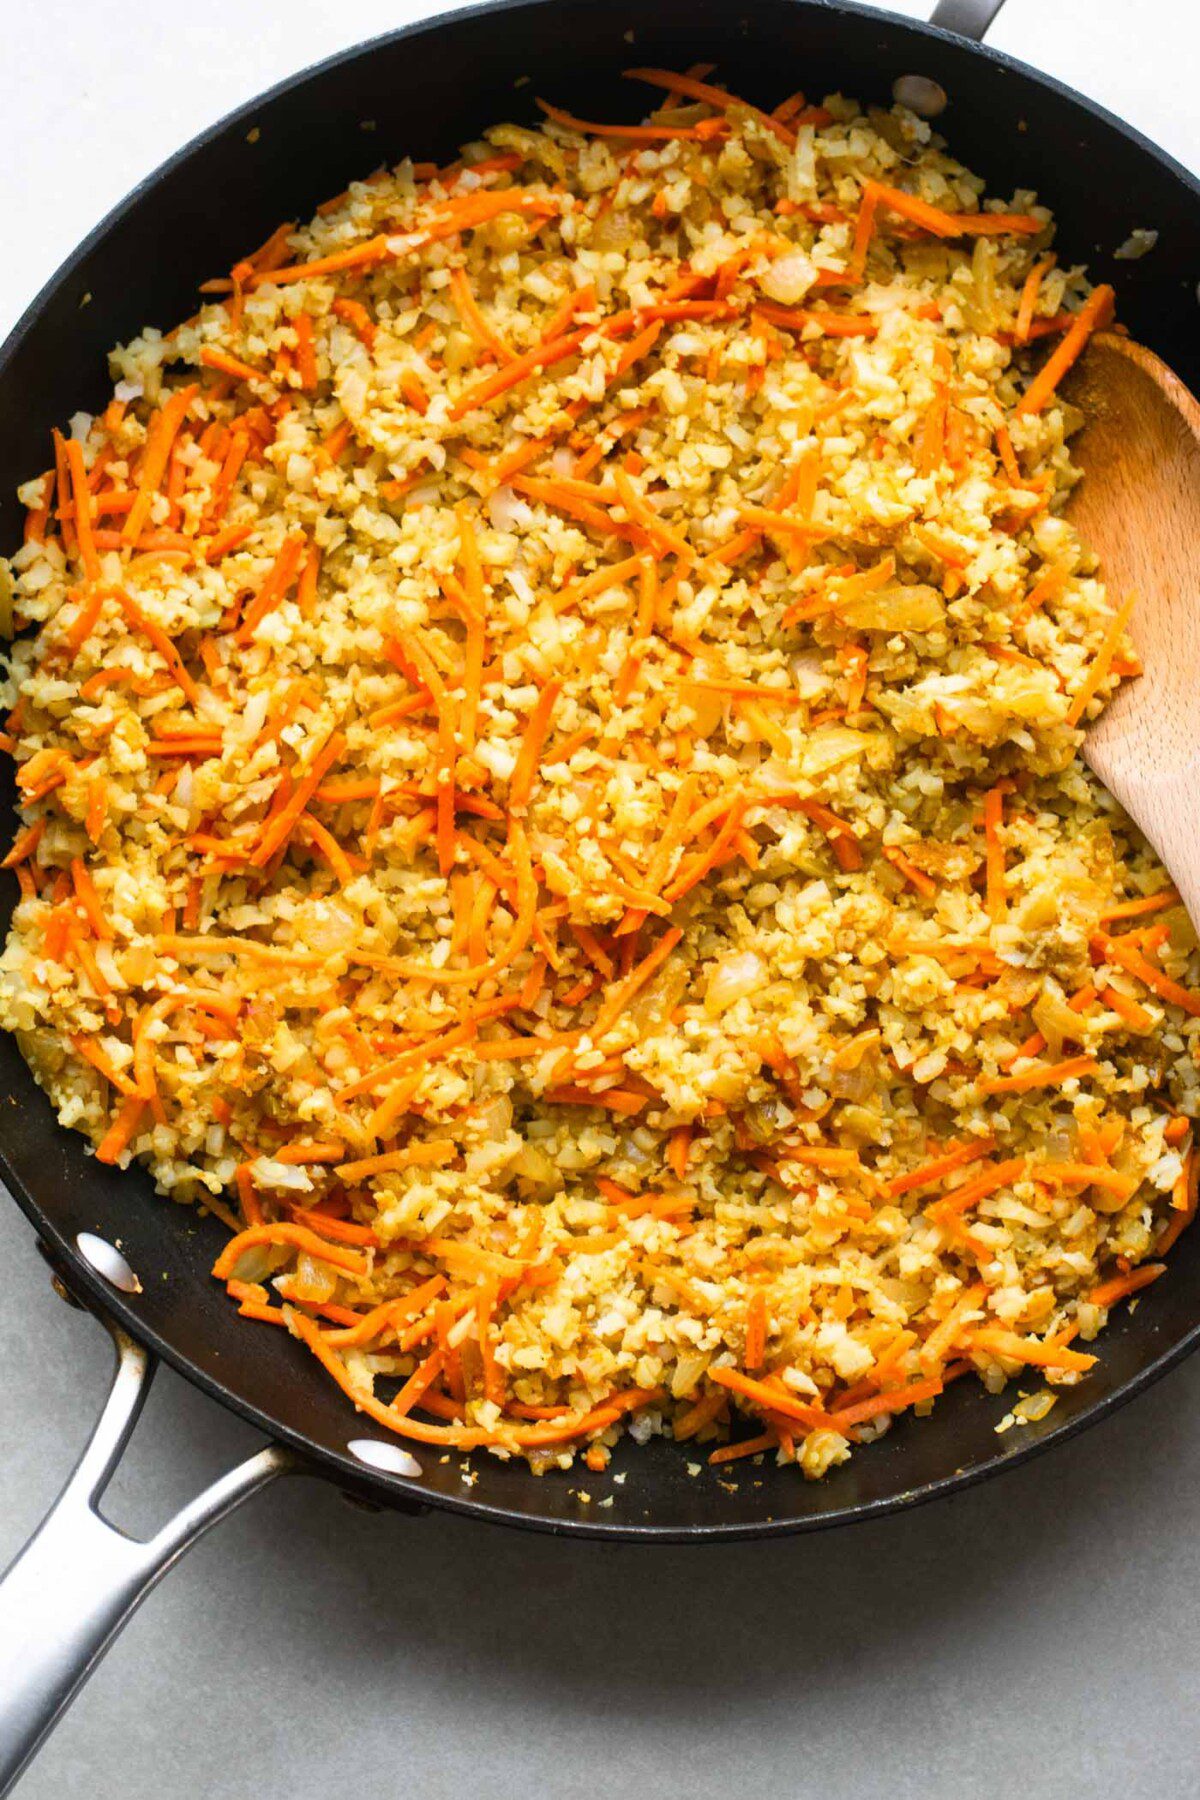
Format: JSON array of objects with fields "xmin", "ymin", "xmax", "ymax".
[{"xmin": 2, "ymin": 0, "xmax": 1199, "ymax": 1539}]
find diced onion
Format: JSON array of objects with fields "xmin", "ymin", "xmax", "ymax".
[
  {"xmin": 705, "ymin": 950, "xmax": 766, "ymax": 1015},
  {"xmin": 759, "ymin": 250, "xmax": 816, "ymax": 305}
]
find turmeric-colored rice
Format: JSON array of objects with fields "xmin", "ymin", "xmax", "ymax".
[{"xmin": 2, "ymin": 71, "xmax": 1197, "ymax": 1479}]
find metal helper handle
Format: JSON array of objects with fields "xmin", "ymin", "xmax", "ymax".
[
  {"xmin": 929, "ymin": 0, "xmax": 1008, "ymax": 41},
  {"xmin": 0, "ymin": 1318, "xmax": 295, "ymax": 1796}
]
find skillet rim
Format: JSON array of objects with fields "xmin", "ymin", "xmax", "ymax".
[
  {"xmin": 2, "ymin": 0, "xmax": 1198, "ymax": 375},
  {"xmin": 2, "ymin": 0, "xmax": 1199, "ymax": 1542}
]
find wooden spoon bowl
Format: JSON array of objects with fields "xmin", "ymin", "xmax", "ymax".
[{"xmin": 1064, "ymin": 333, "xmax": 1200, "ymax": 919}]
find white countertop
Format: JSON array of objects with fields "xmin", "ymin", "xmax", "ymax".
[{"xmin": 2, "ymin": 4, "xmax": 1199, "ymax": 1795}]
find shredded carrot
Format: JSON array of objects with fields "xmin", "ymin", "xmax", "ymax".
[
  {"xmin": 980, "ymin": 1055, "xmax": 1098, "ymax": 1096},
  {"xmin": 970, "ymin": 1327, "xmax": 1096, "ymax": 1374},
  {"xmin": 590, "ymin": 926, "xmax": 683, "ymax": 1041},
  {"xmin": 317, "ymin": 1278, "xmax": 447, "ymax": 1347},
  {"xmin": 204, "ymin": 519, "xmax": 257, "ymax": 563},
  {"xmin": 63, "ymin": 439, "xmax": 101, "ymax": 580},
  {"xmin": 508, "ymin": 679, "xmax": 562, "ymax": 812},
  {"xmin": 1015, "ymin": 255, "xmax": 1055, "ymax": 343},
  {"xmin": 885, "ymin": 1140, "xmax": 994, "ymax": 1200},
  {"xmin": 271, "ymin": 1137, "xmax": 347, "ymax": 1166},
  {"xmin": 667, "ymin": 1123, "xmax": 692, "ymax": 1183},
  {"xmin": 672, "ymin": 1389, "xmax": 728, "ymax": 1441},
  {"xmin": 72, "ymin": 1033, "xmax": 140, "ymax": 1098},
  {"xmin": 796, "ymin": 799, "xmax": 861, "ymax": 872},
  {"xmin": 23, "ymin": 469, "xmax": 53, "ymax": 544},
  {"xmin": 331, "ymin": 296, "xmax": 376, "ymax": 348},
  {"xmin": 1040, "ymin": 1161, "xmax": 1138, "ymax": 1201},
  {"xmin": 200, "ymin": 347, "xmax": 263, "ymax": 385},
  {"xmin": 931, "ymin": 1156, "xmax": 1029, "ymax": 1218},
  {"xmin": 57, "ymin": 586, "xmax": 105, "ymax": 660},
  {"xmin": 917, "ymin": 348, "xmax": 951, "ymax": 476},
  {"xmin": 1160, "ymin": 1149, "xmax": 1199, "ymax": 1252},
  {"xmin": 251, "ymin": 731, "xmax": 345, "ymax": 868},
  {"xmin": 539, "ymin": 283, "xmax": 597, "ymax": 346},
  {"xmin": 451, "ymin": 326, "xmax": 588, "ymax": 419},
  {"xmin": 744, "ymin": 1290, "xmax": 768, "ymax": 1371},
  {"xmin": 334, "ymin": 1141, "xmax": 455, "ymax": 1181},
  {"xmin": 861, "ymin": 179, "xmax": 1043, "ymax": 241},
  {"xmin": 400, "ymin": 367, "xmax": 430, "ymax": 415},
  {"xmin": 821, "ymin": 555, "xmax": 884, "ymax": 608},
  {"xmin": 1092, "ymin": 931, "xmax": 1200, "ymax": 1018},
  {"xmin": 292, "ymin": 312, "xmax": 319, "ymax": 389},
  {"xmin": 295, "ymin": 1309, "xmax": 661, "ymax": 1449},
  {"xmin": 664, "ymin": 799, "xmax": 748, "ymax": 903},
  {"xmin": 290, "ymin": 545, "xmax": 320, "ymax": 623},
  {"xmin": 755, "ymin": 303, "xmax": 878, "ymax": 339},
  {"xmin": 708, "ymin": 1366, "xmax": 834, "ymax": 1434},
  {"xmin": 1012, "ymin": 564, "xmax": 1069, "ymax": 627},
  {"xmin": 2, "ymin": 819, "xmax": 45, "ymax": 870},
  {"xmin": 831, "ymin": 1374, "xmax": 943, "ymax": 1429},
  {"xmin": 244, "ymin": 236, "xmax": 393, "ymax": 288},
  {"xmin": 1086, "ymin": 1264, "xmax": 1166, "ymax": 1310},
  {"xmin": 919, "ymin": 1281, "xmax": 986, "ymax": 1371},
  {"xmin": 111, "ymin": 587, "xmax": 201, "ymax": 705},
  {"xmin": 1017, "ymin": 283, "xmax": 1116, "ymax": 414},
  {"xmin": 543, "ymin": 1084, "xmax": 648, "ymax": 1116},
  {"xmin": 71, "ymin": 858, "xmax": 112, "ymax": 939},
  {"xmin": 623, "ymin": 66, "xmax": 796, "ymax": 146},
  {"xmin": 709, "ymin": 1430, "xmax": 780, "ymax": 1465},
  {"xmin": 1066, "ymin": 592, "xmax": 1136, "ymax": 727},
  {"xmin": 429, "ymin": 667, "xmax": 459, "ymax": 878},
  {"xmin": 472, "ymin": 1279, "xmax": 503, "ymax": 1407},
  {"xmin": 1098, "ymin": 890, "xmax": 1179, "ymax": 924},
  {"xmin": 448, "ymin": 264, "xmax": 515, "ymax": 362},
  {"xmin": 50, "ymin": 431, "xmax": 79, "ymax": 556},
  {"xmin": 95, "ymin": 1095, "xmax": 146, "ymax": 1164},
  {"xmin": 881, "ymin": 844, "xmax": 936, "ymax": 900},
  {"xmin": 848, "ymin": 182, "xmax": 880, "ymax": 282},
  {"xmin": 236, "ymin": 533, "xmax": 308, "ymax": 643},
  {"xmin": 122, "ymin": 384, "xmax": 200, "ymax": 547},
  {"xmin": 73, "ymin": 935, "xmax": 114, "ymax": 1007},
  {"xmin": 538, "ymin": 97, "xmax": 728, "ymax": 142},
  {"xmin": 212, "ymin": 1221, "xmax": 369, "ymax": 1280},
  {"xmin": 296, "ymin": 813, "xmax": 356, "ymax": 886},
  {"xmin": 1101, "ymin": 984, "xmax": 1155, "ymax": 1034}
]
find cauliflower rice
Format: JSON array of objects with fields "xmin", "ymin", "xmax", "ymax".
[{"xmin": 2, "ymin": 69, "xmax": 1198, "ymax": 1479}]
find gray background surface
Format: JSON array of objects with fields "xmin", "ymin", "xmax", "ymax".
[{"xmin": 3, "ymin": 2, "xmax": 1199, "ymax": 1795}]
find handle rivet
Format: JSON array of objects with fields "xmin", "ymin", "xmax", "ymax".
[
  {"xmin": 893, "ymin": 74, "xmax": 948, "ymax": 118},
  {"xmin": 75, "ymin": 1233, "xmax": 141, "ymax": 1295},
  {"xmin": 348, "ymin": 1438, "xmax": 423, "ymax": 1478}
]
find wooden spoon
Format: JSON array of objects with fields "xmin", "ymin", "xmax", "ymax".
[{"xmin": 1063, "ymin": 333, "xmax": 1200, "ymax": 920}]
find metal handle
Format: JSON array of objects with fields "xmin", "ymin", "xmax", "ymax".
[
  {"xmin": 0, "ymin": 1318, "xmax": 294, "ymax": 1796},
  {"xmin": 929, "ymin": 0, "xmax": 1007, "ymax": 40}
]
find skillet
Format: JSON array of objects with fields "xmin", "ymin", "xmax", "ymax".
[{"xmin": 2, "ymin": 0, "xmax": 1199, "ymax": 1785}]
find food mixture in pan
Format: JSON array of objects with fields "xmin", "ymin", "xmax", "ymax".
[{"xmin": 2, "ymin": 69, "xmax": 1197, "ymax": 1478}]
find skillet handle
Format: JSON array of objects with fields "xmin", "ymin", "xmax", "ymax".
[
  {"xmin": 0, "ymin": 1318, "xmax": 294, "ymax": 1797},
  {"xmin": 929, "ymin": 0, "xmax": 1007, "ymax": 39}
]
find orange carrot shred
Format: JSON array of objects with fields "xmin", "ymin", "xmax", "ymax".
[
  {"xmin": 122, "ymin": 385, "xmax": 199, "ymax": 546},
  {"xmin": 1017, "ymin": 284, "xmax": 1116, "ymax": 415},
  {"xmin": 236, "ymin": 534, "xmax": 308, "ymax": 643},
  {"xmin": 1066, "ymin": 592, "xmax": 1136, "ymax": 727},
  {"xmin": 744, "ymin": 1290, "xmax": 768, "ymax": 1371},
  {"xmin": 508, "ymin": 679, "xmax": 562, "ymax": 812}
]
